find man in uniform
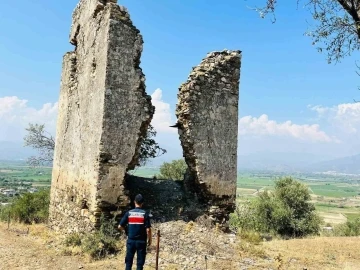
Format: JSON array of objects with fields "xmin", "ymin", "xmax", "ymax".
[{"xmin": 118, "ymin": 194, "xmax": 152, "ymax": 270}]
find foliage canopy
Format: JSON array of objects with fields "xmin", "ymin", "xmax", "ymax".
[
  {"xmin": 257, "ymin": 0, "xmax": 360, "ymax": 63},
  {"xmin": 137, "ymin": 124, "xmax": 167, "ymax": 166},
  {"xmin": 157, "ymin": 159, "xmax": 188, "ymax": 180},
  {"xmin": 230, "ymin": 177, "xmax": 321, "ymax": 237},
  {"xmin": 24, "ymin": 124, "xmax": 55, "ymax": 167},
  {"xmin": 0, "ymin": 189, "xmax": 50, "ymax": 224}
]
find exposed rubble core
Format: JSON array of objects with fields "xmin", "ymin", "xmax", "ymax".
[
  {"xmin": 176, "ymin": 50, "xmax": 241, "ymax": 224},
  {"xmin": 49, "ymin": 0, "xmax": 154, "ymax": 232}
]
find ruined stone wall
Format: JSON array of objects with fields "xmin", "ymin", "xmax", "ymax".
[
  {"xmin": 49, "ymin": 0, "xmax": 154, "ymax": 232},
  {"xmin": 176, "ymin": 50, "xmax": 241, "ymax": 224}
]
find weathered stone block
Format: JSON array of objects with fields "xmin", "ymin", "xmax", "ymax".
[
  {"xmin": 176, "ymin": 50, "xmax": 241, "ymax": 224},
  {"xmin": 49, "ymin": 0, "xmax": 154, "ymax": 232}
]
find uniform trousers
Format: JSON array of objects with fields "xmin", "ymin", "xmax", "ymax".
[{"xmin": 125, "ymin": 239, "xmax": 147, "ymax": 270}]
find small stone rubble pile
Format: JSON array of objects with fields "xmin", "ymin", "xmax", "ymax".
[{"xmin": 144, "ymin": 221, "xmax": 274, "ymax": 270}]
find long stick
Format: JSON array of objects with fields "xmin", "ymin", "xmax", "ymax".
[
  {"xmin": 155, "ymin": 230, "xmax": 161, "ymax": 270},
  {"xmin": 7, "ymin": 211, "xmax": 10, "ymax": 230}
]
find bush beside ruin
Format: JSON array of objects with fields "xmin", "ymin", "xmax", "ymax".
[{"xmin": 230, "ymin": 177, "xmax": 322, "ymax": 238}]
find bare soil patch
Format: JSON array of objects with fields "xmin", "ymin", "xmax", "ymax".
[{"xmin": 2, "ymin": 222, "xmax": 360, "ymax": 270}]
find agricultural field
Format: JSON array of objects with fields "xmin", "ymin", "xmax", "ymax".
[
  {"xmin": 2, "ymin": 161, "xmax": 360, "ymax": 224},
  {"xmin": 0, "ymin": 161, "xmax": 51, "ymax": 204},
  {"xmin": 236, "ymin": 170, "xmax": 360, "ymax": 225},
  {"xmin": 0, "ymin": 162, "xmax": 51, "ymax": 185},
  {"xmin": 128, "ymin": 167, "xmax": 160, "ymax": 178}
]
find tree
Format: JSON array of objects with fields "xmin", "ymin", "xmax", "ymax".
[
  {"xmin": 266, "ymin": 177, "xmax": 321, "ymax": 237},
  {"xmin": 256, "ymin": 0, "xmax": 360, "ymax": 63},
  {"xmin": 24, "ymin": 124, "xmax": 55, "ymax": 167},
  {"xmin": 1, "ymin": 189, "xmax": 50, "ymax": 224},
  {"xmin": 157, "ymin": 159, "xmax": 188, "ymax": 180},
  {"xmin": 24, "ymin": 123, "xmax": 166, "ymax": 167},
  {"xmin": 137, "ymin": 124, "xmax": 167, "ymax": 166},
  {"xmin": 230, "ymin": 177, "xmax": 321, "ymax": 237}
]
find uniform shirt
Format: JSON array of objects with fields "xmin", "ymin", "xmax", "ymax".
[{"xmin": 119, "ymin": 207, "xmax": 151, "ymax": 241}]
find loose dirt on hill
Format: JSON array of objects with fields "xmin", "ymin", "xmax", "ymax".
[
  {"xmin": 2, "ymin": 222, "xmax": 360, "ymax": 270},
  {"xmin": 0, "ymin": 223, "xmax": 84, "ymax": 270}
]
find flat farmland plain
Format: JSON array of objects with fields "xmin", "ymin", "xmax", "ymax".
[{"xmin": 2, "ymin": 162, "xmax": 360, "ymax": 224}]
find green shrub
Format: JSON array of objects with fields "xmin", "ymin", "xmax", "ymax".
[
  {"xmin": 64, "ymin": 233, "xmax": 82, "ymax": 247},
  {"xmin": 0, "ymin": 189, "xmax": 50, "ymax": 224},
  {"xmin": 231, "ymin": 177, "xmax": 321, "ymax": 238},
  {"xmin": 157, "ymin": 159, "xmax": 187, "ymax": 180},
  {"xmin": 229, "ymin": 201, "xmax": 258, "ymax": 232},
  {"xmin": 63, "ymin": 215, "xmax": 122, "ymax": 260},
  {"xmin": 333, "ymin": 218, "xmax": 360, "ymax": 236},
  {"xmin": 81, "ymin": 232, "xmax": 118, "ymax": 259},
  {"xmin": 0, "ymin": 205, "xmax": 10, "ymax": 221},
  {"xmin": 99, "ymin": 214, "xmax": 120, "ymax": 238}
]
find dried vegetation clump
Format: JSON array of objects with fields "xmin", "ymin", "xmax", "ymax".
[{"xmin": 3, "ymin": 220, "xmax": 360, "ymax": 269}]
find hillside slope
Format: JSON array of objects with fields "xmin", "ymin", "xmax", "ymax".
[{"xmin": 1, "ymin": 222, "xmax": 360, "ymax": 270}]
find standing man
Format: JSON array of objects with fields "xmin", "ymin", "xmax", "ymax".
[{"xmin": 119, "ymin": 194, "xmax": 152, "ymax": 270}]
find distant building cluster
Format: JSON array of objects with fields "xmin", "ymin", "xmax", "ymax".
[
  {"xmin": 0, "ymin": 189, "xmax": 17, "ymax": 197},
  {"xmin": 0, "ymin": 187, "xmax": 38, "ymax": 197}
]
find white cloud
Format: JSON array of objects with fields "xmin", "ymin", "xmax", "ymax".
[
  {"xmin": 149, "ymin": 90, "xmax": 339, "ymax": 144},
  {"xmin": 151, "ymin": 88, "xmax": 176, "ymax": 133},
  {"xmin": 309, "ymin": 102, "xmax": 360, "ymax": 134},
  {"xmin": 239, "ymin": 114, "xmax": 339, "ymax": 143},
  {"xmin": 2, "ymin": 92, "xmax": 349, "ymax": 161},
  {"xmin": 0, "ymin": 89, "xmax": 176, "ymax": 142},
  {"xmin": 0, "ymin": 96, "xmax": 58, "ymax": 141}
]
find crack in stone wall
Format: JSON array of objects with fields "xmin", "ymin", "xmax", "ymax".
[
  {"xmin": 49, "ymin": 0, "xmax": 154, "ymax": 232},
  {"xmin": 176, "ymin": 50, "xmax": 241, "ymax": 224}
]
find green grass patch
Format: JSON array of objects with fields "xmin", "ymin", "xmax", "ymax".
[
  {"xmin": 311, "ymin": 187, "xmax": 358, "ymax": 198},
  {"xmin": 315, "ymin": 203, "xmax": 341, "ymax": 209},
  {"xmin": 237, "ymin": 184, "xmax": 264, "ymax": 190},
  {"xmin": 345, "ymin": 213, "xmax": 360, "ymax": 222},
  {"xmin": 128, "ymin": 168, "xmax": 160, "ymax": 178}
]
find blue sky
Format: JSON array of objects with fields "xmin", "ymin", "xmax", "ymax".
[{"xmin": 1, "ymin": 0, "xmax": 360, "ymax": 163}]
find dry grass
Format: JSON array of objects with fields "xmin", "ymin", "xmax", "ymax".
[
  {"xmin": 184, "ymin": 221, "xmax": 195, "ymax": 233},
  {"xmin": 263, "ymin": 236, "xmax": 360, "ymax": 269},
  {"xmin": 237, "ymin": 241, "xmax": 267, "ymax": 259},
  {"xmin": 3, "ymin": 222, "xmax": 360, "ymax": 270},
  {"xmin": 0, "ymin": 221, "xmax": 57, "ymax": 242}
]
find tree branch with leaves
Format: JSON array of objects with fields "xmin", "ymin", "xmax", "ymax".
[
  {"xmin": 24, "ymin": 123, "xmax": 166, "ymax": 167},
  {"xmin": 137, "ymin": 124, "xmax": 167, "ymax": 167},
  {"xmin": 255, "ymin": 0, "xmax": 360, "ymax": 63},
  {"xmin": 24, "ymin": 124, "xmax": 55, "ymax": 167}
]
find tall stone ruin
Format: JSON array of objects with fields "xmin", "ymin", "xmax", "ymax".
[
  {"xmin": 176, "ymin": 50, "xmax": 241, "ymax": 224},
  {"xmin": 49, "ymin": 0, "xmax": 154, "ymax": 232}
]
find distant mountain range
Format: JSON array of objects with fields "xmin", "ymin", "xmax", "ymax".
[
  {"xmin": 237, "ymin": 152, "xmax": 328, "ymax": 172},
  {"xmin": 0, "ymin": 141, "xmax": 35, "ymax": 161},
  {"xmin": 238, "ymin": 152, "xmax": 360, "ymax": 174},
  {"xmin": 1, "ymin": 141, "xmax": 359, "ymax": 174},
  {"xmin": 305, "ymin": 154, "xmax": 360, "ymax": 174}
]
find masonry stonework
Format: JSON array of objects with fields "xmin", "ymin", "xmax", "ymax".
[
  {"xmin": 176, "ymin": 50, "xmax": 241, "ymax": 224},
  {"xmin": 49, "ymin": 0, "xmax": 154, "ymax": 232}
]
